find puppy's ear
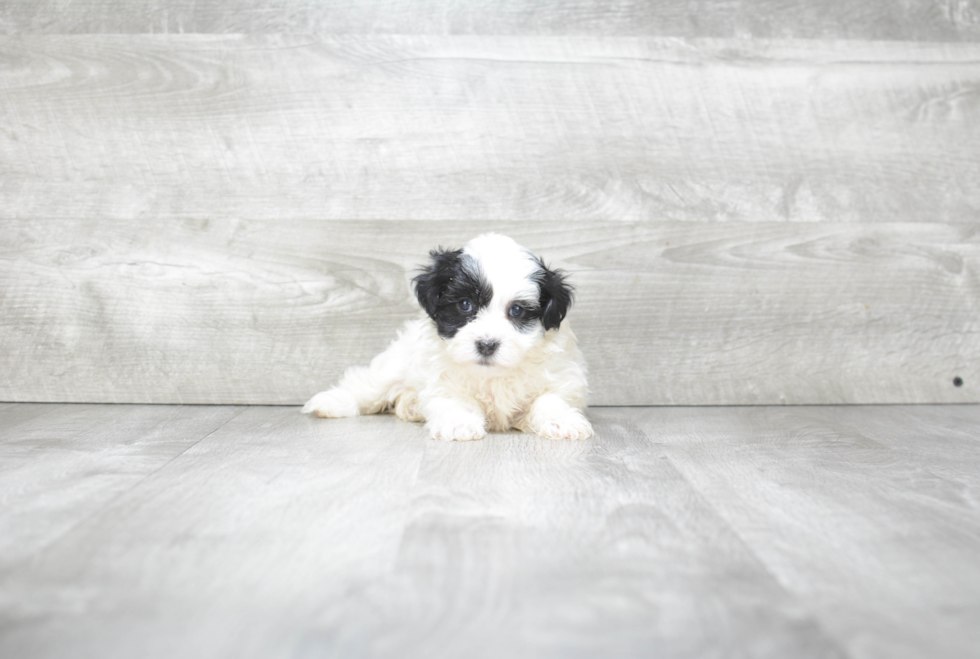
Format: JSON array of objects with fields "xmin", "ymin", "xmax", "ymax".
[
  {"xmin": 413, "ymin": 248, "xmax": 462, "ymax": 318},
  {"xmin": 536, "ymin": 257, "xmax": 574, "ymax": 331}
]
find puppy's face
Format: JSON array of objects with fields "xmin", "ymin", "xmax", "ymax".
[{"xmin": 414, "ymin": 234, "xmax": 573, "ymax": 373}]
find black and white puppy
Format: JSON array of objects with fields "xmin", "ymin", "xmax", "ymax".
[{"xmin": 303, "ymin": 233, "xmax": 592, "ymax": 441}]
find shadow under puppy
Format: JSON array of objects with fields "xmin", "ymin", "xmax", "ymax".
[{"xmin": 303, "ymin": 233, "xmax": 592, "ymax": 441}]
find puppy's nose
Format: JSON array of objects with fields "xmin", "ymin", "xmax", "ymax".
[{"xmin": 476, "ymin": 339, "xmax": 500, "ymax": 357}]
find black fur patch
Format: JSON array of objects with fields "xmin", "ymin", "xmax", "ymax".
[
  {"xmin": 532, "ymin": 257, "xmax": 574, "ymax": 331},
  {"xmin": 413, "ymin": 249, "xmax": 493, "ymax": 339}
]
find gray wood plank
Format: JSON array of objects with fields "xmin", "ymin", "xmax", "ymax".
[
  {"xmin": 313, "ymin": 415, "xmax": 843, "ymax": 658},
  {"xmin": 0, "ymin": 404, "xmax": 243, "ymax": 569},
  {"xmin": 2, "ymin": 0, "xmax": 979, "ymax": 41},
  {"xmin": 2, "ymin": 218, "xmax": 977, "ymax": 406},
  {"xmin": 2, "ymin": 35, "xmax": 979, "ymax": 224},
  {"xmin": 0, "ymin": 402, "xmax": 62, "ymax": 433},
  {"xmin": 805, "ymin": 405, "xmax": 980, "ymax": 500},
  {"xmin": 0, "ymin": 405, "xmax": 845, "ymax": 659},
  {"xmin": 619, "ymin": 405, "xmax": 980, "ymax": 659},
  {"xmin": 0, "ymin": 407, "xmax": 432, "ymax": 659}
]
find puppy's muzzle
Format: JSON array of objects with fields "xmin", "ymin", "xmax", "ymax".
[{"xmin": 476, "ymin": 339, "xmax": 500, "ymax": 358}]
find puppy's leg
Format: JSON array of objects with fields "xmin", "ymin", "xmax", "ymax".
[
  {"xmin": 521, "ymin": 393, "xmax": 593, "ymax": 440},
  {"xmin": 302, "ymin": 366, "xmax": 381, "ymax": 418},
  {"xmin": 303, "ymin": 331, "xmax": 414, "ymax": 418},
  {"xmin": 393, "ymin": 388, "xmax": 425, "ymax": 423},
  {"xmin": 422, "ymin": 396, "xmax": 487, "ymax": 442}
]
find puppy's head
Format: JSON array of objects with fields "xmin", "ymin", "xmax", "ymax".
[{"xmin": 413, "ymin": 234, "xmax": 573, "ymax": 372}]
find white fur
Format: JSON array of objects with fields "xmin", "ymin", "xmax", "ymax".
[{"xmin": 303, "ymin": 234, "xmax": 593, "ymax": 441}]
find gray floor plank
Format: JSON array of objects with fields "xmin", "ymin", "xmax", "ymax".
[
  {"xmin": 804, "ymin": 405, "xmax": 980, "ymax": 501},
  {"xmin": 311, "ymin": 415, "xmax": 842, "ymax": 658},
  {"xmin": 619, "ymin": 405, "xmax": 980, "ymax": 659},
  {"xmin": 0, "ymin": 402, "xmax": 63, "ymax": 435},
  {"xmin": 2, "ymin": 404, "xmax": 978, "ymax": 658},
  {"xmin": 0, "ymin": 408, "xmax": 430, "ymax": 659},
  {"xmin": 0, "ymin": 404, "xmax": 243, "ymax": 570}
]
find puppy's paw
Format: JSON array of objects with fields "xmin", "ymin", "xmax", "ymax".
[
  {"xmin": 302, "ymin": 388, "xmax": 359, "ymax": 418},
  {"xmin": 394, "ymin": 389, "xmax": 425, "ymax": 423},
  {"xmin": 426, "ymin": 416, "xmax": 487, "ymax": 442},
  {"xmin": 532, "ymin": 409, "xmax": 594, "ymax": 441}
]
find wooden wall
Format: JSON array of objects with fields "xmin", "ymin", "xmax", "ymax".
[{"xmin": 1, "ymin": 3, "xmax": 978, "ymax": 405}]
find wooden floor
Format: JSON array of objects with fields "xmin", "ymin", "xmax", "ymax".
[{"xmin": 1, "ymin": 403, "xmax": 979, "ymax": 659}]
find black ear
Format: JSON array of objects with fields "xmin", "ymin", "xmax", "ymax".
[
  {"xmin": 413, "ymin": 248, "xmax": 462, "ymax": 318},
  {"xmin": 535, "ymin": 257, "xmax": 574, "ymax": 331}
]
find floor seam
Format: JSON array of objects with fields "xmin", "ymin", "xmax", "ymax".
[
  {"xmin": 3, "ymin": 405, "xmax": 249, "ymax": 576},
  {"xmin": 611, "ymin": 413, "xmax": 856, "ymax": 659}
]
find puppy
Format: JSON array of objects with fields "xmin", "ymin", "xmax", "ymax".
[{"xmin": 302, "ymin": 233, "xmax": 592, "ymax": 441}]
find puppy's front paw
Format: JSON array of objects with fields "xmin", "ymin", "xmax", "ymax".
[
  {"xmin": 302, "ymin": 388, "xmax": 359, "ymax": 418},
  {"xmin": 533, "ymin": 409, "xmax": 594, "ymax": 441},
  {"xmin": 426, "ymin": 416, "xmax": 487, "ymax": 442},
  {"xmin": 394, "ymin": 389, "xmax": 425, "ymax": 423}
]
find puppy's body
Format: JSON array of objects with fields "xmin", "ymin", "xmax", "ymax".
[{"xmin": 303, "ymin": 234, "xmax": 592, "ymax": 441}]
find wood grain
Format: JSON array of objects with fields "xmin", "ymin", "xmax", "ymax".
[
  {"xmin": 621, "ymin": 405, "xmax": 980, "ymax": 659},
  {"xmin": 0, "ymin": 408, "xmax": 432, "ymax": 659},
  {"xmin": 2, "ymin": 35, "xmax": 979, "ymax": 224},
  {"xmin": 0, "ymin": 405, "xmax": 845, "ymax": 659},
  {"xmin": 315, "ymin": 413, "xmax": 842, "ymax": 658},
  {"xmin": 808, "ymin": 405, "xmax": 980, "ymax": 501},
  {"xmin": 2, "ymin": 0, "xmax": 979, "ymax": 41},
  {"xmin": 3, "ymin": 403, "xmax": 978, "ymax": 657},
  {"xmin": 0, "ymin": 401, "xmax": 60, "ymax": 432},
  {"xmin": 2, "ymin": 218, "xmax": 977, "ymax": 405},
  {"xmin": 3, "ymin": 34, "xmax": 978, "ymax": 405},
  {"xmin": 0, "ymin": 404, "xmax": 243, "ymax": 570}
]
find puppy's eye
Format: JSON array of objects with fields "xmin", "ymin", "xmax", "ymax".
[
  {"xmin": 509, "ymin": 304, "xmax": 524, "ymax": 318},
  {"xmin": 458, "ymin": 299, "xmax": 473, "ymax": 313}
]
